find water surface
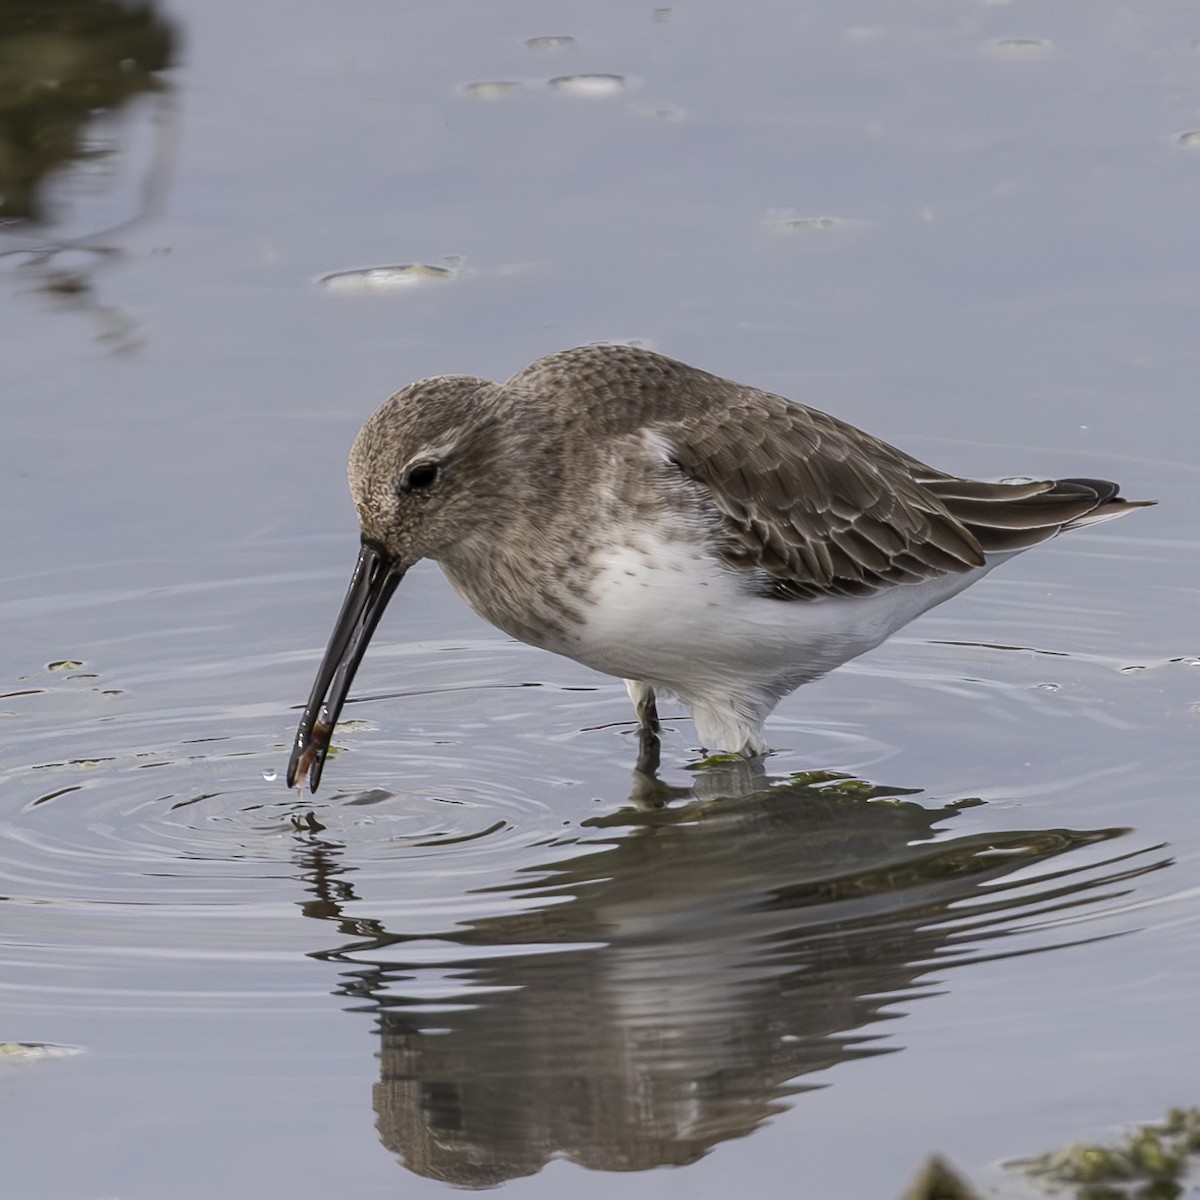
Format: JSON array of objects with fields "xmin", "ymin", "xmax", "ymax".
[{"xmin": 2, "ymin": 1, "xmax": 1198, "ymax": 1197}]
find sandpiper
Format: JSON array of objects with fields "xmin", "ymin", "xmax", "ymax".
[{"xmin": 287, "ymin": 344, "xmax": 1151, "ymax": 791}]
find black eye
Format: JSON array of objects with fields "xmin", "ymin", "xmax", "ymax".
[{"xmin": 402, "ymin": 462, "xmax": 439, "ymax": 492}]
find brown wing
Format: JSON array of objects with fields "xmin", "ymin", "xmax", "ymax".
[{"xmin": 659, "ymin": 402, "xmax": 1139, "ymax": 600}]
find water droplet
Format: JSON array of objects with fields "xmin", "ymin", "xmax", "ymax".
[
  {"xmin": 462, "ymin": 80, "xmax": 524, "ymax": 100},
  {"xmin": 318, "ymin": 263, "xmax": 459, "ymax": 294},
  {"xmin": 262, "ymin": 768, "xmax": 277, "ymax": 783},
  {"xmin": 982, "ymin": 37, "xmax": 1055, "ymax": 59},
  {"xmin": 524, "ymin": 36, "xmax": 574, "ymax": 51},
  {"xmin": 1079, "ymin": 424, "xmax": 1089, "ymax": 431},
  {"xmin": 549, "ymin": 73, "xmax": 626, "ymax": 97},
  {"xmin": 1034, "ymin": 682, "xmax": 1061, "ymax": 692},
  {"xmin": 652, "ymin": 8, "xmax": 673, "ymax": 22},
  {"xmin": 1175, "ymin": 130, "xmax": 1200, "ymax": 149}
]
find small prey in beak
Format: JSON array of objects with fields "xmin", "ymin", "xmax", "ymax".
[{"xmin": 287, "ymin": 539, "xmax": 404, "ymax": 791}]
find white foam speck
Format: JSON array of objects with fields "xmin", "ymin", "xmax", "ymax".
[
  {"xmin": 318, "ymin": 263, "xmax": 460, "ymax": 295},
  {"xmin": 462, "ymin": 80, "xmax": 524, "ymax": 100},
  {"xmin": 549, "ymin": 74, "xmax": 625, "ymax": 97}
]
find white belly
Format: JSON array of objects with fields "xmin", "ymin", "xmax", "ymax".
[{"xmin": 561, "ymin": 528, "xmax": 997, "ymax": 750}]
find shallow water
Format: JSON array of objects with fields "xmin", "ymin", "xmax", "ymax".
[{"xmin": 2, "ymin": 2, "xmax": 1199, "ymax": 1197}]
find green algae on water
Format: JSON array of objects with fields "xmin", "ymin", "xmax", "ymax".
[{"xmin": 1012, "ymin": 1107, "xmax": 1200, "ymax": 1196}]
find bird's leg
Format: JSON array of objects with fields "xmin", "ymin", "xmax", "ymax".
[
  {"xmin": 624, "ymin": 680, "xmax": 690, "ymax": 807},
  {"xmin": 636, "ymin": 721, "xmax": 661, "ymax": 778},
  {"xmin": 625, "ymin": 679, "xmax": 662, "ymax": 778}
]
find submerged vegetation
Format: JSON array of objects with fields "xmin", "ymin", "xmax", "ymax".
[
  {"xmin": 1013, "ymin": 1108, "xmax": 1200, "ymax": 1198},
  {"xmin": 902, "ymin": 1109, "xmax": 1200, "ymax": 1199}
]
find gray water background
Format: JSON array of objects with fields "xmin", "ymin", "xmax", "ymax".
[{"xmin": 1, "ymin": 1, "xmax": 1198, "ymax": 1196}]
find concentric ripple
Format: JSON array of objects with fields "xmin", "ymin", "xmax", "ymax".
[{"xmin": 0, "ymin": 552, "xmax": 597, "ymax": 1018}]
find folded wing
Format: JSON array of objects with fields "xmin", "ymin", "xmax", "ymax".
[{"xmin": 661, "ymin": 401, "xmax": 1147, "ymax": 600}]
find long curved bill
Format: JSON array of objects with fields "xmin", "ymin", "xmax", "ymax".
[{"xmin": 287, "ymin": 539, "xmax": 406, "ymax": 792}]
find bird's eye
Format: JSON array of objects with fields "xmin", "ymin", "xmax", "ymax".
[{"xmin": 402, "ymin": 462, "xmax": 440, "ymax": 492}]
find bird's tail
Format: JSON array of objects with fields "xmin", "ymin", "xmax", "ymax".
[
  {"xmin": 1056, "ymin": 477, "xmax": 1157, "ymax": 531},
  {"xmin": 920, "ymin": 475, "xmax": 1154, "ymax": 554}
]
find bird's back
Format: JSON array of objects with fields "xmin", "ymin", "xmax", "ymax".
[{"xmin": 505, "ymin": 344, "xmax": 1150, "ymax": 604}]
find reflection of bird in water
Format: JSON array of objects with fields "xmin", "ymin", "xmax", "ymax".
[
  {"xmin": 292, "ymin": 772, "xmax": 1168, "ymax": 1186},
  {"xmin": 287, "ymin": 344, "xmax": 1152, "ymax": 792}
]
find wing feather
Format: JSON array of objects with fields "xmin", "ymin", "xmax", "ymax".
[
  {"xmin": 662, "ymin": 401, "xmax": 987, "ymax": 598},
  {"xmin": 657, "ymin": 391, "xmax": 1138, "ymax": 599}
]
